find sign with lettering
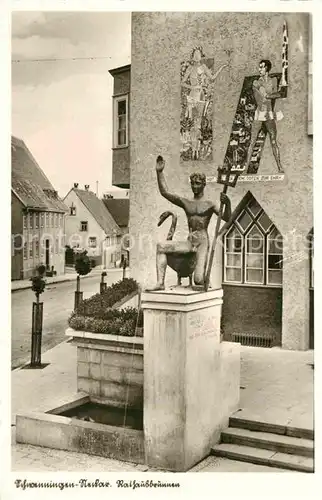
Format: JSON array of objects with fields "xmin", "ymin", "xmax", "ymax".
[
  {"xmin": 207, "ymin": 174, "xmax": 285, "ymax": 183},
  {"xmin": 188, "ymin": 312, "xmax": 217, "ymax": 341}
]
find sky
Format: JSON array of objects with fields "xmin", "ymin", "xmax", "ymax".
[{"xmin": 11, "ymin": 11, "xmax": 131, "ymax": 198}]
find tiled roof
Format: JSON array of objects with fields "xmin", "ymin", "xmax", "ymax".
[
  {"xmin": 102, "ymin": 198, "xmax": 129, "ymax": 227},
  {"xmin": 73, "ymin": 189, "xmax": 121, "ymax": 235},
  {"xmin": 11, "ymin": 136, "xmax": 68, "ymax": 212}
]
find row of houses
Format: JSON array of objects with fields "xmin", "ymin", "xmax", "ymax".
[{"xmin": 11, "ymin": 136, "xmax": 129, "ymax": 280}]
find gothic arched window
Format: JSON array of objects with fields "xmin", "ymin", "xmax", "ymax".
[{"xmin": 223, "ymin": 196, "xmax": 283, "ymax": 286}]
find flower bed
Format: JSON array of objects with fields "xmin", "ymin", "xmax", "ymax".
[{"xmin": 68, "ymin": 278, "xmax": 143, "ymax": 337}]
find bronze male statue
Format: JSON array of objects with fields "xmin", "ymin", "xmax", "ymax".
[{"xmin": 148, "ymin": 155, "xmax": 231, "ymax": 290}]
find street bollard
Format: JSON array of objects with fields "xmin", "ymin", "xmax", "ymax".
[
  {"xmin": 30, "ymin": 301, "xmax": 43, "ymax": 367},
  {"xmin": 74, "ymin": 274, "xmax": 83, "ymax": 311},
  {"xmin": 100, "ymin": 272, "xmax": 107, "ymax": 294},
  {"xmin": 122, "ymin": 260, "xmax": 127, "ymax": 280},
  {"xmin": 74, "ymin": 290, "xmax": 83, "ymax": 311}
]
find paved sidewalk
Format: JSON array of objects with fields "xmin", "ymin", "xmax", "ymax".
[
  {"xmin": 11, "ymin": 267, "xmax": 129, "ymax": 292},
  {"xmin": 11, "ymin": 341, "xmax": 313, "ymax": 472},
  {"xmin": 234, "ymin": 346, "xmax": 314, "ymax": 431}
]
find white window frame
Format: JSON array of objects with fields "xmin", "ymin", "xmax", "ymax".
[
  {"xmin": 29, "ymin": 213, "xmax": 34, "ymax": 229},
  {"xmin": 113, "ymin": 94, "xmax": 128, "ymax": 148},
  {"xmin": 35, "ymin": 239, "xmax": 39, "ymax": 258},
  {"xmin": 236, "ymin": 211, "xmax": 252, "ymax": 233},
  {"xmin": 40, "ymin": 238, "xmax": 45, "ymax": 257},
  {"xmin": 23, "ymin": 241, "xmax": 27, "ymax": 259},
  {"xmin": 224, "ymin": 227, "xmax": 243, "ymax": 284},
  {"xmin": 80, "ymin": 221, "xmax": 88, "ymax": 232},
  {"xmin": 223, "ymin": 198, "xmax": 283, "ymax": 288},
  {"xmin": 244, "ymin": 226, "xmax": 265, "ymax": 285},
  {"xmin": 35, "ymin": 213, "xmax": 39, "ymax": 229},
  {"xmin": 266, "ymin": 228, "xmax": 283, "ymax": 286},
  {"xmin": 88, "ymin": 236, "xmax": 97, "ymax": 248}
]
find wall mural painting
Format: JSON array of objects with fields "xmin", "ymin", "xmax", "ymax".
[
  {"xmin": 222, "ymin": 21, "xmax": 289, "ymax": 180},
  {"xmin": 180, "ymin": 46, "xmax": 227, "ymax": 162}
]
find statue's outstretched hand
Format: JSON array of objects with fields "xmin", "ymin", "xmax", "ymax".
[{"xmin": 156, "ymin": 155, "xmax": 165, "ymax": 172}]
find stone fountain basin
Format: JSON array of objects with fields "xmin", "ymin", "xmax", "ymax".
[
  {"xmin": 16, "ymin": 329, "xmax": 145, "ymax": 465},
  {"xmin": 15, "ymin": 394, "xmax": 145, "ymax": 464}
]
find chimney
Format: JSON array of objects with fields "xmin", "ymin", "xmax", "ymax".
[
  {"xmin": 85, "ymin": 185, "xmax": 90, "ymax": 191},
  {"xmin": 74, "ymin": 183, "xmax": 79, "ymax": 188}
]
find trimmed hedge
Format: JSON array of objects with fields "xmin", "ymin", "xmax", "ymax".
[
  {"xmin": 68, "ymin": 278, "xmax": 143, "ymax": 337},
  {"xmin": 75, "ymin": 250, "xmax": 92, "ymax": 276},
  {"xmin": 75, "ymin": 278, "xmax": 138, "ymax": 317},
  {"xmin": 69, "ymin": 307, "xmax": 143, "ymax": 337}
]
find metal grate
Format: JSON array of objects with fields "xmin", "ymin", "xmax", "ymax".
[{"xmin": 232, "ymin": 332, "xmax": 274, "ymax": 348}]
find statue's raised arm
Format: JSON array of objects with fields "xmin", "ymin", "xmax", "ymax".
[{"xmin": 156, "ymin": 156, "xmax": 185, "ymax": 209}]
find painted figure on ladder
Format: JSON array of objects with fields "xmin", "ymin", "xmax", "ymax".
[
  {"xmin": 244, "ymin": 59, "xmax": 285, "ymax": 173},
  {"xmin": 222, "ymin": 21, "xmax": 289, "ymax": 175}
]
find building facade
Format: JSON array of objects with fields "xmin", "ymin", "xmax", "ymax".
[
  {"xmin": 63, "ymin": 185, "xmax": 122, "ymax": 268},
  {"xmin": 11, "ymin": 136, "xmax": 68, "ymax": 280},
  {"xmin": 109, "ymin": 64, "xmax": 131, "ymax": 189},
  {"xmin": 102, "ymin": 197, "xmax": 130, "ymax": 266},
  {"xmin": 112, "ymin": 12, "xmax": 313, "ymax": 350}
]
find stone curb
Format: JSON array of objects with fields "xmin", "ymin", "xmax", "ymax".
[{"xmin": 11, "ymin": 268, "xmax": 128, "ymax": 292}]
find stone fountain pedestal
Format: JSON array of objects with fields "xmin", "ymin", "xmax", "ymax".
[{"xmin": 141, "ymin": 288, "xmax": 240, "ymax": 472}]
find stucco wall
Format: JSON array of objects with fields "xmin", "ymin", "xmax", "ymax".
[
  {"xmin": 222, "ymin": 285, "xmax": 282, "ymax": 345},
  {"xmin": 130, "ymin": 12, "xmax": 312, "ymax": 350},
  {"xmin": 18, "ymin": 212, "xmax": 66, "ymax": 279},
  {"xmin": 64, "ymin": 190, "xmax": 106, "ymax": 255},
  {"xmin": 64, "ymin": 190, "xmax": 120, "ymax": 268}
]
